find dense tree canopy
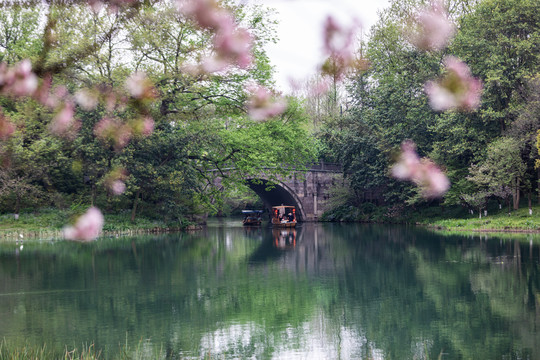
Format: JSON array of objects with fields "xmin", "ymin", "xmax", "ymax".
[
  {"xmin": 315, "ymin": 0, "xmax": 540, "ymax": 216},
  {"xmin": 0, "ymin": 1, "xmax": 316, "ymax": 227}
]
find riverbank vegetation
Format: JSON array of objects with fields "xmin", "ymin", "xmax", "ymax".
[
  {"xmin": 0, "ymin": 337, "xmax": 165, "ymax": 360},
  {"xmin": 315, "ymin": 0, "xmax": 540, "ymax": 229},
  {"xmin": 321, "ymin": 200, "xmax": 540, "ymax": 232}
]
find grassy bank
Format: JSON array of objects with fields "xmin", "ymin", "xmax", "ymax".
[
  {"xmin": 0, "ymin": 338, "xmax": 165, "ymax": 360},
  {"xmin": 414, "ymin": 203, "xmax": 540, "ymax": 233},
  {"xmin": 0, "ymin": 208, "xmax": 199, "ymax": 242},
  {"xmin": 321, "ymin": 200, "xmax": 540, "ymax": 233}
]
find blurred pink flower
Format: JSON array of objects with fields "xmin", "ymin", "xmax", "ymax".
[
  {"xmin": 125, "ymin": 72, "xmax": 156, "ymax": 100},
  {"xmin": 178, "ymin": 0, "xmax": 252, "ymax": 72},
  {"xmin": 178, "ymin": 0, "xmax": 232, "ymax": 30},
  {"xmin": 200, "ymin": 57, "xmax": 228, "ymax": 73},
  {"xmin": 141, "ymin": 116, "xmax": 154, "ymax": 136},
  {"xmin": 213, "ymin": 26, "xmax": 253, "ymax": 69},
  {"xmin": 0, "ymin": 60, "xmax": 38, "ymax": 97},
  {"xmin": 392, "ymin": 141, "xmax": 450, "ymax": 198},
  {"xmin": 63, "ymin": 207, "xmax": 104, "ymax": 242},
  {"xmin": 321, "ymin": 54, "xmax": 351, "ymax": 81},
  {"xmin": 130, "ymin": 116, "xmax": 155, "ymax": 137},
  {"xmin": 104, "ymin": 167, "xmax": 128, "ymax": 195},
  {"xmin": 33, "ymin": 75, "xmax": 54, "ymax": 106},
  {"xmin": 111, "ymin": 180, "xmax": 126, "ymax": 195},
  {"xmin": 323, "ymin": 16, "xmax": 356, "ymax": 57},
  {"xmin": 87, "ymin": 0, "xmax": 137, "ymax": 13},
  {"xmin": 409, "ymin": 0, "xmax": 455, "ymax": 51},
  {"xmin": 49, "ymin": 102, "xmax": 76, "ymax": 136},
  {"xmin": 247, "ymin": 85, "xmax": 287, "ymax": 121},
  {"xmin": 425, "ymin": 56, "xmax": 482, "ymax": 111},
  {"xmin": 94, "ymin": 116, "xmax": 133, "ymax": 150},
  {"xmin": 320, "ymin": 16, "xmax": 358, "ymax": 80},
  {"xmin": 11, "ymin": 60, "xmax": 39, "ymax": 96},
  {"xmin": 75, "ymin": 89, "xmax": 99, "ymax": 110}
]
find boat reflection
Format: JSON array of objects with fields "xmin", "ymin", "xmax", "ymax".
[{"xmin": 272, "ymin": 228, "xmax": 296, "ymax": 249}]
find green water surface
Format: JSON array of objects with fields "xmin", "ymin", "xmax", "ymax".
[{"xmin": 0, "ymin": 221, "xmax": 539, "ymax": 359}]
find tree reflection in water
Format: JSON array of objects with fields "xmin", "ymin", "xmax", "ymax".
[{"xmin": 0, "ymin": 224, "xmax": 539, "ymax": 359}]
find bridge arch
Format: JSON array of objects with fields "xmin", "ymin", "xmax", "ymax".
[
  {"xmin": 212, "ymin": 163, "xmax": 343, "ymax": 222},
  {"xmin": 245, "ymin": 179, "xmax": 307, "ymax": 222}
]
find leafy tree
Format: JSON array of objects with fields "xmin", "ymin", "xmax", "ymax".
[
  {"xmin": 509, "ymin": 75, "xmax": 540, "ymax": 204},
  {"xmin": 452, "ymin": 0, "xmax": 540, "ymax": 134},
  {"xmin": 467, "ymin": 137, "xmax": 526, "ymax": 210},
  {"xmin": 0, "ymin": 5, "xmax": 42, "ymax": 64}
]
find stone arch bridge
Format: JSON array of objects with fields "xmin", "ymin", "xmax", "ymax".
[{"xmin": 215, "ymin": 163, "xmax": 343, "ymax": 222}]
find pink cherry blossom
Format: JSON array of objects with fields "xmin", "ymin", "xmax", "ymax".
[
  {"xmin": 125, "ymin": 72, "xmax": 156, "ymax": 100},
  {"xmin": 178, "ymin": 0, "xmax": 233, "ymax": 30},
  {"xmin": 104, "ymin": 167, "xmax": 128, "ymax": 195},
  {"xmin": 247, "ymin": 85, "xmax": 287, "ymax": 121},
  {"xmin": 11, "ymin": 60, "xmax": 39, "ymax": 96},
  {"xmin": 425, "ymin": 56, "xmax": 482, "ymax": 111},
  {"xmin": 310, "ymin": 77, "xmax": 332, "ymax": 96},
  {"xmin": 213, "ymin": 25, "xmax": 253, "ymax": 69},
  {"xmin": 63, "ymin": 207, "xmax": 104, "ymax": 242},
  {"xmin": 392, "ymin": 141, "xmax": 450, "ymax": 198},
  {"xmin": 111, "ymin": 180, "xmax": 126, "ymax": 195},
  {"xmin": 94, "ymin": 116, "xmax": 133, "ymax": 150},
  {"xmin": 75, "ymin": 89, "xmax": 99, "ymax": 110},
  {"xmin": 87, "ymin": 0, "xmax": 137, "ymax": 13},
  {"xmin": 409, "ymin": 0, "xmax": 455, "ymax": 51},
  {"xmin": 178, "ymin": 0, "xmax": 253, "ymax": 72},
  {"xmin": 320, "ymin": 16, "xmax": 359, "ymax": 80},
  {"xmin": 323, "ymin": 16, "xmax": 356, "ymax": 58},
  {"xmin": 129, "ymin": 116, "xmax": 155, "ymax": 137},
  {"xmin": 0, "ymin": 60, "xmax": 38, "ymax": 97},
  {"xmin": 49, "ymin": 102, "xmax": 75, "ymax": 135},
  {"xmin": 200, "ymin": 57, "xmax": 229, "ymax": 73},
  {"xmin": 141, "ymin": 116, "xmax": 154, "ymax": 136}
]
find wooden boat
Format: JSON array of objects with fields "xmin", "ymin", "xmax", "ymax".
[
  {"xmin": 271, "ymin": 205, "xmax": 297, "ymax": 228},
  {"xmin": 242, "ymin": 210, "xmax": 263, "ymax": 226}
]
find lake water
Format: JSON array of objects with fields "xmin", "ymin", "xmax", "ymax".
[{"xmin": 1, "ymin": 221, "xmax": 540, "ymax": 359}]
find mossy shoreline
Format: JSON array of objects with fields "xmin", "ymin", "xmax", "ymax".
[
  {"xmin": 0, "ymin": 208, "xmax": 202, "ymax": 242},
  {"xmin": 416, "ymin": 206, "xmax": 540, "ymax": 233},
  {"xmin": 322, "ymin": 201, "xmax": 540, "ymax": 234},
  {"xmin": 5, "ymin": 202, "xmax": 540, "ymax": 242}
]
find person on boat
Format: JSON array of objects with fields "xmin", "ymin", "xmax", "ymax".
[{"xmin": 288, "ymin": 212, "xmax": 294, "ymax": 222}]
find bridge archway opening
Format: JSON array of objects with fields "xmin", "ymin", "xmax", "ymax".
[{"xmin": 246, "ymin": 179, "xmax": 306, "ymax": 222}]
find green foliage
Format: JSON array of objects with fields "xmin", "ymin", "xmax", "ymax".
[
  {"xmin": 315, "ymin": 0, "xmax": 540, "ymax": 217},
  {"xmin": 452, "ymin": 0, "xmax": 540, "ymax": 133},
  {"xmin": 0, "ymin": 6, "xmax": 43, "ymax": 64},
  {"xmin": 0, "ymin": 1, "xmax": 316, "ymax": 224}
]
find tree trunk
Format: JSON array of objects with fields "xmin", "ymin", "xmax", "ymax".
[
  {"xmin": 91, "ymin": 184, "xmax": 96, "ymax": 206},
  {"xmin": 131, "ymin": 189, "xmax": 141, "ymax": 222},
  {"xmin": 538, "ymin": 168, "xmax": 540, "ymax": 204},
  {"xmin": 15, "ymin": 193, "xmax": 20, "ymax": 219},
  {"xmin": 513, "ymin": 178, "xmax": 520, "ymax": 210},
  {"xmin": 529, "ymin": 190, "xmax": 532, "ymax": 215}
]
